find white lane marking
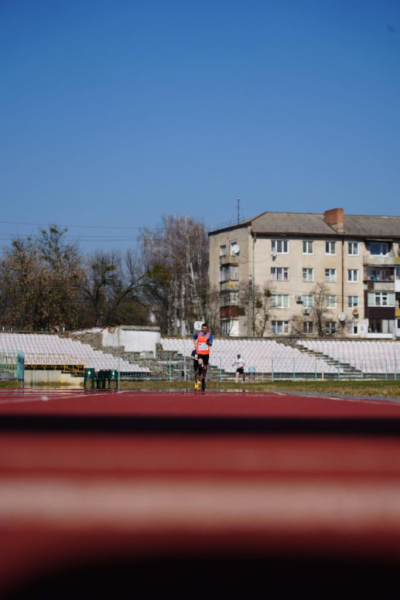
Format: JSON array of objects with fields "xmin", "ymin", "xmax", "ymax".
[{"xmin": 0, "ymin": 478, "xmax": 400, "ymax": 530}]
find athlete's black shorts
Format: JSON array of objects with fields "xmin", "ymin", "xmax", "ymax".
[
  {"xmin": 236, "ymin": 367, "xmax": 244, "ymax": 374},
  {"xmin": 197, "ymin": 354, "xmax": 209, "ymax": 366}
]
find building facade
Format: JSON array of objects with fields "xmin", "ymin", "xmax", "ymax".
[{"xmin": 208, "ymin": 208, "xmax": 400, "ymax": 338}]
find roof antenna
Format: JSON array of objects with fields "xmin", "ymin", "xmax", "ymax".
[{"xmin": 237, "ymin": 198, "xmax": 240, "ymax": 224}]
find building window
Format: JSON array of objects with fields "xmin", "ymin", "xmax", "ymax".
[
  {"xmin": 325, "ymin": 295, "xmax": 337, "ymax": 309},
  {"xmin": 220, "ymin": 320, "xmax": 236, "ymax": 335},
  {"xmin": 347, "ymin": 269, "xmax": 359, "ymax": 282},
  {"xmin": 271, "ymin": 267, "xmax": 289, "ymax": 281},
  {"xmin": 220, "ymin": 265, "xmax": 239, "ymax": 283},
  {"xmin": 302, "ymin": 295, "xmax": 314, "ymax": 308},
  {"xmin": 271, "ymin": 321, "xmax": 290, "ymax": 334},
  {"xmin": 348, "ymin": 242, "xmax": 359, "ymax": 256},
  {"xmin": 367, "ymin": 268, "xmax": 393, "ymax": 282},
  {"xmin": 325, "ymin": 321, "xmax": 337, "ymax": 335},
  {"xmin": 302, "ymin": 241, "xmax": 314, "ymax": 254},
  {"xmin": 349, "ymin": 323, "xmax": 359, "ymax": 335},
  {"xmin": 230, "ymin": 241, "xmax": 239, "ymax": 256},
  {"xmin": 325, "ymin": 241, "xmax": 336, "ymax": 255},
  {"xmin": 220, "ymin": 292, "xmax": 239, "ymax": 307},
  {"xmin": 348, "ymin": 296, "xmax": 359, "ymax": 308},
  {"xmin": 271, "ymin": 294, "xmax": 290, "ymax": 308},
  {"xmin": 370, "ymin": 242, "xmax": 388, "ymax": 256},
  {"xmin": 303, "ymin": 321, "xmax": 314, "ymax": 334},
  {"xmin": 220, "ymin": 245, "xmax": 227, "ymax": 257},
  {"xmin": 302, "ymin": 268, "xmax": 314, "ymax": 282},
  {"xmin": 271, "ymin": 239, "xmax": 289, "ymax": 254},
  {"xmin": 369, "ymin": 319, "xmax": 394, "ymax": 334},
  {"xmin": 325, "ymin": 268, "xmax": 336, "ymax": 282},
  {"xmin": 368, "ymin": 292, "xmax": 395, "ymax": 307}
]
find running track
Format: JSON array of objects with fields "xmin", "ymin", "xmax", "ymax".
[{"xmin": 1, "ymin": 388, "xmax": 400, "ymax": 598}]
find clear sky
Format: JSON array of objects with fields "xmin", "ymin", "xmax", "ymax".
[{"xmin": 1, "ymin": 0, "xmax": 399, "ymax": 252}]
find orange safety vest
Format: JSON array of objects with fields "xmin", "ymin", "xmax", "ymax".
[{"xmin": 196, "ymin": 332, "xmax": 211, "ymax": 355}]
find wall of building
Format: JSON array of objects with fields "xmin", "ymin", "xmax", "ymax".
[{"xmin": 102, "ymin": 326, "xmax": 161, "ymax": 354}]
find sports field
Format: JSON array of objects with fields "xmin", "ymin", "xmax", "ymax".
[{"xmin": 1, "ymin": 388, "xmax": 400, "ymax": 598}]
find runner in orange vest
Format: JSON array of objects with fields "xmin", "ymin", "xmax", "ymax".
[{"xmin": 193, "ymin": 323, "xmax": 214, "ymax": 391}]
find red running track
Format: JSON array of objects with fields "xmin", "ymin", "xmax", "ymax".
[{"xmin": 1, "ymin": 388, "xmax": 400, "ymax": 597}]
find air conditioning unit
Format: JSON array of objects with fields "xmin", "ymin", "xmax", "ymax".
[
  {"xmin": 303, "ymin": 309, "xmax": 310, "ymax": 316},
  {"xmin": 296, "ymin": 296, "xmax": 303, "ymax": 303}
]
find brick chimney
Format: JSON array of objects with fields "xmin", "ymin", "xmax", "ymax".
[{"xmin": 323, "ymin": 208, "xmax": 344, "ymax": 233}]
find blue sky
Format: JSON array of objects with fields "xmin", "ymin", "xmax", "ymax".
[{"xmin": 1, "ymin": 0, "xmax": 399, "ymax": 252}]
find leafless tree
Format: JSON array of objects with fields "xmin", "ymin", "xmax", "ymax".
[{"xmin": 140, "ymin": 216, "xmax": 208, "ymax": 334}]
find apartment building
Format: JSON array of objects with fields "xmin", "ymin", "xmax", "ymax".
[{"xmin": 208, "ymin": 208, "xmax": 400, "ymax": 338}]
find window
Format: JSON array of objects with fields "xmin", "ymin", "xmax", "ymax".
[
  {"xmin": 302, "ymin": 268, "xmax": 314, "ymax": 282},
  {"xmin": 348, "ymin": 296, "xmax": 359, "ymax": 308},
  {"xmin": 348, "ymin": 242, "xmax": 359, "ymax": 256},
  {"xmin": 370, "ymin": 242, "xmax": 388, "ymax": 256},
  {"xmin": 325, "ymin": 241, "xmax": 336, "ymax": 255},
  {"xmin": 221, "ymin": 320, "xmax": 235, "ymax": 335},
  {"xmin": 325, "ymin": 321, "xmax": 337, "ymax": 335},
  {"xmin": 302, "ymin": 241, "xmax": 314, "ymax": 254},
  {"xmin": 220, "ymin": 293, "xmax": 239, "ymax": 307},
  {"xmin": 271, "ymin": 321, "xmax": 290, "ymax": 334},
  {"xmin": 367, "ymin": 268, "xmax": 393, "ymax": 282},
  {"xmin": 219, "ymin": 245, "xmax": 227, "ymax": 257},
  {"xmin": 271, "ymin": 294, "xmax": 290, "ymax": 308},
  {"xmin": 302, "ymin": 295, "xmax": 314, "ymax": 308},
  {"xmin": 271, "ymin": 239, "xmax": 289, "ymax": 254},
  {"xmin": 369, "ymin": 319, "xmax": 394, "ymax": 334},
  {"xmin": 325, "ymin": 295, "xmax": 337, "ymax": 309},
  {"xmin": 325, "ymin": 268, "xmax": 336, "ymax": 282},
  {"xmin": 303, "ymin": 321, "xmax": 313, "ymax": 334},
  {"xmin": 229, "ymin": 266, "xmax": 238, "ymax": 280},
  {"xmin": 271, "ymin": 267, "xmax": 289, "ymax": 280},
  {"xmin": 349, "ymin": 323, "xmax": 359, "ymax": 335},
  {"xmin": 219, "ymin": 265, "xmax": 238, "ymax": 282},
  {"xmin": 368, "ymin": 292, "xmax": 395, "ymax": 307},
  {"xmin": 230, "ymin": 241, "xmax": 239, "ymax": 256},
  {"xmin": 347, "ymin": 269, "xmax": 359, "ymax": 282}
]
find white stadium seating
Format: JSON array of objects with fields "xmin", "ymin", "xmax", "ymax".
[
  {"xmin": 298, "ymin": 340, "xmax": 400, "ymax": 375},
  {"xmin": 0, "ymin": 334, "xmax": 149, "ymax": 373},
  {"xmin": 160, "ymin": 337, "xmax": 339, "ymax": 376}
]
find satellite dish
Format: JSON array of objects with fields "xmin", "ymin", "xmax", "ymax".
[
  {"xmin": 339, "ymin": 312, "xmax": 346, "ymax": 322},
  {"xmin": 231, "ymin": 243, "xmax": 240, "ymax": 255},
  {"xmin": 271, "ymin": 249, "xmax": 277, "ymax": 258}
]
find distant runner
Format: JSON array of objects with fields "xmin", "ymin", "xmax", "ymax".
[
  {"xmin": 193, "ymin": 323, "xmax": 213, "ymax": 391},
  {"xmin": 232, "ymin": 354, "xmax": 246, "ymax": 384}
]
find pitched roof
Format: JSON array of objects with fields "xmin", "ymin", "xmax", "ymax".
[{"xmin": 210, "ymin": 211, "xmax": 400, "ymax": 239}]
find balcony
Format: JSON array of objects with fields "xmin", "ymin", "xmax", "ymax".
[
  {"xmin": 363, "ymin": 253, "xmax": 395, "ymax": 266},
  {"xmin": 219, "ymin": 255, "xmax": 239, "ymax": 266},
  {"xmin": 219, "ymin": 281, "xmax": 239, "ymax": 292}
]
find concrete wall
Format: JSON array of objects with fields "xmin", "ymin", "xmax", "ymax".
[
  {"xmin": 24, "ymin": 370, "xmax": 83, "ymax": 387},
  {"xmin": 102, "ymin": 326, "xmax": 161, "ymax": 354}
]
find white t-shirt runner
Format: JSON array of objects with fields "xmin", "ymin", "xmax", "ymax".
[{"xmin": 234, "ymin": 358, "xmax": 245, "ymax": 370}]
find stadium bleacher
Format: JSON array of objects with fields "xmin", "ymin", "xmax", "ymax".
[
  {"xmin": 298, "ymin": 339, "xmax": 400, "ymax": 376},
  {"xmin": 0, "ymin": 333, "xmax": 149, "ymax": 374},
  {"xmin": 160, "ymin": 337, "xmax": 339, "ymax": 377}
]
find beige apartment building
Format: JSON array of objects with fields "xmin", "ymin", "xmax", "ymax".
[{"xmin": 209, "ymin": 208, "xmax": 400, "ymax": 338}]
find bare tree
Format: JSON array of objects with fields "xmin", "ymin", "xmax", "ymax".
[
  {"xmin": 239, "ymin": 281, "xmax": 275, "ymax": 337},
  {"xmin": 79, "ymin": 250, "xmax": 147, "ymax": 327},
  {"xmin": 0, "ymin": 227, "xmax": 83, "ymax": 330},
  {"xmin": 311, "ymin": 282, "xmax": 335, "ymax": 337},
  {"xmin": 140, "ymin": 216, "xmax": 208, "ymax": 334}
]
